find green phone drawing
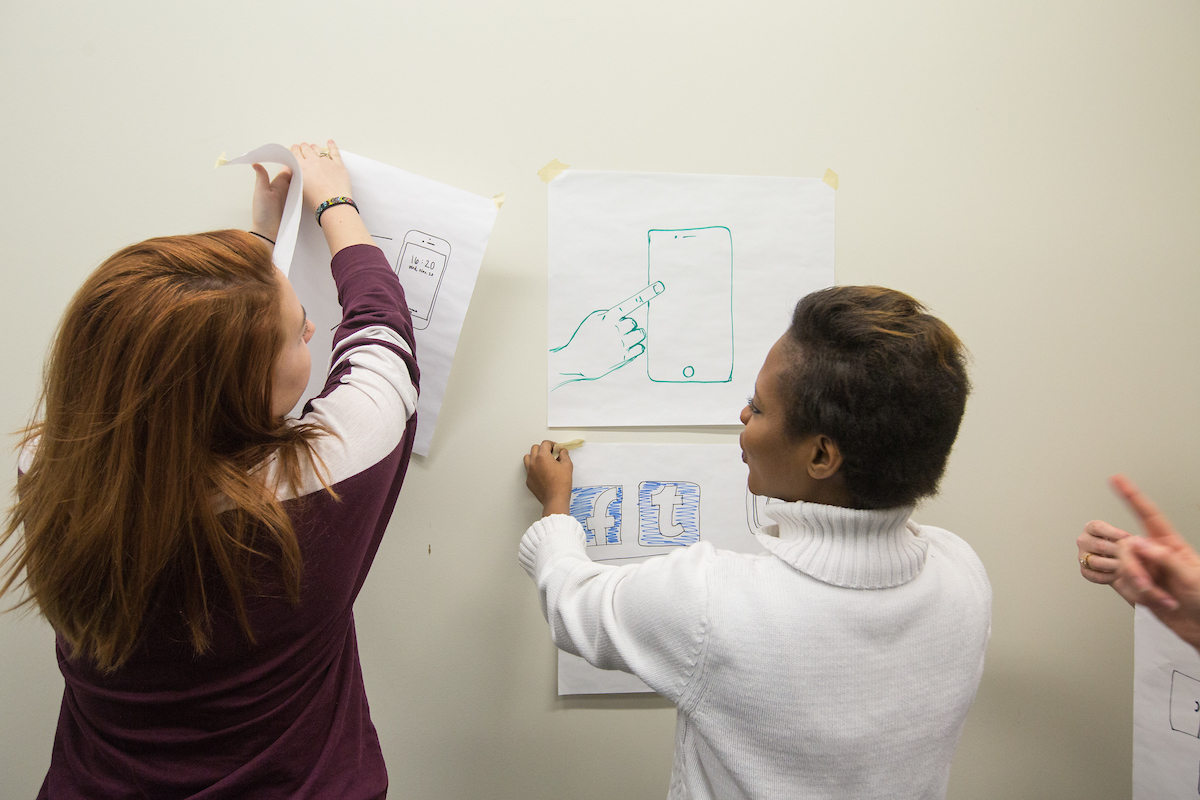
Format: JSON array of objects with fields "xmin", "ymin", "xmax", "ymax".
[{"xmin": 646, "ymin": 227, "xmax": 733, "ymax": 383}]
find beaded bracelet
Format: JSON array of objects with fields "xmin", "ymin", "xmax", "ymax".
[{"xmin": 315, "ymin": 196, "xmax": 359, "ymax": 226}]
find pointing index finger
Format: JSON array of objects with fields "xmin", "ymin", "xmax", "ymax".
[
  {"xmin": 608, "ymin": 281, "xmax": 666, "ymax": 318},
  {"xmin": 1111, "ymin": 474, "xmax": 1176, "ymax": 539}
]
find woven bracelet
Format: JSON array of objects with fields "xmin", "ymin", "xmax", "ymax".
[{"xmin": 315, "ymin": 196, "xmax": 359, "ymax": 226}]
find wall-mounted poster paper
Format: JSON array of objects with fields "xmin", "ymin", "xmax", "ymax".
[
  {"xmin": 1134, "ymin": 606, "xmax": 1200, "ymax": 798},
  {"xmin": 224, "ymin": 144, "xmax": 498, "ymax": 457},
  {"xmin": 555, "ymin": 443, "xmax": 774, "ymax": 695},
  {"xmin": 547, "ymin": 170, "xmax": 834, "ymax": 427}
]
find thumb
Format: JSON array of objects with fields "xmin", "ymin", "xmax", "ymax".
[
  {"xmin": 1125, "ymin": 539, "xmax": 1183, "ymax": 610},
  {"xmin": 271, "ymin": 167, "xmax": 293, "ymax": 192},
  {"xmin": 252, "ymin": 163, "xmax": 270, "ymax": 189}
]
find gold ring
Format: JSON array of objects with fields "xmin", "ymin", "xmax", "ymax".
[
  {"xmin": 1082, "ymin": 553, "xmax": 1094, "ymax": 570},
  {"xmin": 318, "ymin": 150, "xmax": 332, "ymax": 159}
]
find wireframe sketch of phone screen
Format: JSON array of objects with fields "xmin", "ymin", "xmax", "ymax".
[
  {"xmin": 646, "ymin": 227, "xmax": 734, "ymax": 382},
  {"xmin": 395, "ymin": 231, "xmax": 451, "ymax": 330}
]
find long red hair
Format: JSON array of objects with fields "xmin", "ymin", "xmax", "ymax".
[{"xmin": 1, "ymin": 230, "xmax": 330, "ymax": 671}]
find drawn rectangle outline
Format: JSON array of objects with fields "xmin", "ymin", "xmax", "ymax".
[{"xmin": 646, "ymin": 226, "xmax": 734, "ymax": 383}]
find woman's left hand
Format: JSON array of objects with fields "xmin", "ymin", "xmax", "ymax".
[
  {"xmin": 1079, "ymin": 517, "xmax": 1143, "ymax": 606},
  {"xmin": 250, "ymin": 163, "xmax": 292, "ymax": 243},
  {"xmin": 1078, "ymin": 519, "xmax": 1130, "ymax": 586}
]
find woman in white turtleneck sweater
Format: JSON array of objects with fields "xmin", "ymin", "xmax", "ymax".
[{"xmin": 520, "ymin": 286, "xmax": 991, "ymax": 800}]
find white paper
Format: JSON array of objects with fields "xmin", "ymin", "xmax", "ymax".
[
  {"xmin": 1134, "ymin": 606, "xmax": 1200, "ymax": 798},
  {"xmin": 547, "ymin": 171, "xmax": 834, "ymax": 427},
  {"xmin": 224, "ymin": 144, "xmax": 306, "ymax": 273},
  {"xmin": 224, "ymin": 145, "xmax": 498, "ymax": 456},
  {"xmin": 555, "ymin": 443, "xmax": 773, "ymax": 695}
]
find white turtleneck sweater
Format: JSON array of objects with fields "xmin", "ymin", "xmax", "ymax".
[{"xmin": 519, "ymin": 501, "xmax": 991, "ymax": 800}]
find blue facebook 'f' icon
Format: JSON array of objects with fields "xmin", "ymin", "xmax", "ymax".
[{"xmin": 569, "ymin": 486, "xmax": 623, "ymax": 546}]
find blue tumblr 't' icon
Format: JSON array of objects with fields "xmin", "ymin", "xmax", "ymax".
[{"xmin": 638, "ymin": 481, "xmax": 700, "ymax": 547}]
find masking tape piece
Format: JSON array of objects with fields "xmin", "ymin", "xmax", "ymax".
[
  {"xmin": 823, "ymin": 169, "xmax": 839, "ymax": 190},
  {"xmin": 492, "ymin": 192, "xmax": 506, "ymax": 209},
  {"xmin": 538, "ymin": 159, "xmax": 570, "ymax": 184},
  {"xmin": 215, "ymin": 151, "xmax": 228, "ymax": 168},
  {"xmin": 551, "ymin": 438, "xmax": 585, "ymax": 456}
]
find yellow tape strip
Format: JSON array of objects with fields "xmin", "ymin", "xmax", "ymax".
[
  {"xmin": 823, "ymin": 169, "xmax": 839, "ymax": 190},
  {"xmin": 538, "ymin": 158, "xmax": 570, "ymax": 184},
  {"xmin": 551, "ymin": 438, "xmax": 584, "ymax": 456},
  {"xmin": 492, "ymin": 192, "xmax": 506, "ymax": 209},
  {"xmin": 214, "ymin": 151, "xmax": 228, "ymax": 168}
]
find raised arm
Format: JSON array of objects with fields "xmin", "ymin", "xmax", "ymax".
[
  {"xmin": 274, "ymin": 140, "xmax": 419, "ymax": 498},
  {"xmin": 291, "ymin": 140, "xmax": 375, "ymax": 256},
  {"xmin": 519, "ymin": 442, "xmax": 711, "ymax": 701}
]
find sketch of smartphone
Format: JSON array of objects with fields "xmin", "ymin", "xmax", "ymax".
[
  {"xmin": 746, "ymin": 488, "xmax": 777, "ymax": 536},
  {"xmin": 646, "ymin": 227, "xmax": 734, "ymax": 382},
  {"xmin": 394, "ymin": 231, "xmax": 451, "ymax": 330}
]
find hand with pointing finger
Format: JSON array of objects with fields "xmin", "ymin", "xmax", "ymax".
[
  {"xmin": 1108, "ymin": 474, "xmax": 1200, "ymax": 652},
  {"xmin": 550, "ymin": 282, "xmax": 666, "ymax": 389}
]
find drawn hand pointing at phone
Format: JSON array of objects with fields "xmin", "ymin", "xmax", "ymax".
[{"xmin": 550, "ymin": 281, "xmax": 666, "ymax": 389}]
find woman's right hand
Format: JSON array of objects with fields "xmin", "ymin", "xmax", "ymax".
[
  {"xmin": 523, "ymin": 441, "xmax": 573, "ymax": 518},
  {"xmin": 291, "ymin": 140, "xmax": 374, "ymax": 256},
  {"xmin": 291, "ymin": 140, "xmax": 353, "ymax": 214}
]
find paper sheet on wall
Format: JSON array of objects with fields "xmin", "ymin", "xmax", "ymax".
[
  {"xmin": 547, "ymin": 171, "xmax": 834, "ymax": 427},
  {"xmin": 555, "ymin": 443, "xmax": 774, "ymax": 695},
  {"xmin": 1134, "ymin": 605, "xmax": 1200, "ymax": 798},
  {"xmin": 224, "ymin": 145, "xmax": 498, "ymax": 457}
]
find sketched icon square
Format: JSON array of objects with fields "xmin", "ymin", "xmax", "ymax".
[
  {"xmin": 1170, "ymin": 670, "xmax": 1200, "ymax": 738},
  {"xmin": 638, "ymin": 481, "xmax": 701, "ymax": 547},
  {"xmin": 570, "ymin": 486, "xmax": 623, "ymax": 546}
]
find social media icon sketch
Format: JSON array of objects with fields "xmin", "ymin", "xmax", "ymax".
[
  {"xmin": 569, "ymin": 485, "xmax": 623, "ymax": 546},
  {"xmin": 746, "ymin": 487, "xmax": 777, "ymax": 536},
  {"xmin": 646, "ymin": 226, "xmax": 733, "ymax": 383},
  {"xmin": 1166, "ymin": 670, "xmax": 1200, "ymax": 794},
  {"xmin": 638, "ymin": 481, "xmax": 701, "ymax": 547},
  {"xmin": 394, "ymin": 230, "xmax": 451, "ymax": 331},
  {"xmin": 1170, "ymin": 670, "xmax": 1200, "ymax": 738}
]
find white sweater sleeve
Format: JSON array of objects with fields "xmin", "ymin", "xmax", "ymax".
[{"xmin": 519, "ymin": 514, "xmax": 712, "ymax": 702}]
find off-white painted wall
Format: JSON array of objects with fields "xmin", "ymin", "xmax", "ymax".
[{"xmin": 2, "ymin": 1, "xmax": 1198, "ymax": 797}]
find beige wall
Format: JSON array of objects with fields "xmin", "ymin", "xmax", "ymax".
[{"xmin": 2, "ymin": 1, "xmax": 1198, "ymax": 797}]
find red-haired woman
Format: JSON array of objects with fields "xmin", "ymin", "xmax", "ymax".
[{"xmin": 2, "ymin": 141, "xmax": 417, "ymax": 799}]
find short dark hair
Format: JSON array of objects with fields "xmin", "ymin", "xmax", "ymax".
[{"xmin": 780, "ymin": 285, "xmax": 970, "ymax": 509}]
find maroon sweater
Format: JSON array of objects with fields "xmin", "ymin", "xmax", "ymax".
[{"xmin": 35, "ymin": 245, "xmax": 419, "ymax": 799}]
